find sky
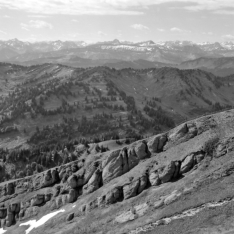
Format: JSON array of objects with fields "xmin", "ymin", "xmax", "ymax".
[{"xmin": 0, "ymin": 0, "xmax": 234, "ymax": 43}]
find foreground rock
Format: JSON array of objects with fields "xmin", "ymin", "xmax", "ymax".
[{"xmin": 1, "ymin": 110, "xmax": 234, "ymax": 234}]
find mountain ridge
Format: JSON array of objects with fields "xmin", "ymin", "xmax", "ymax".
[{"xmin": 1, "ymin": 39, "xmax": 234, "ymax": 66}]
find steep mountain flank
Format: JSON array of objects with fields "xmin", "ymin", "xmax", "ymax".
[
  {"xmin": 1, "ymin": 109, "xmax": 234, "ymax": 233},
  {"xmin": 178, "ymin": 57, "xmax": 234, "ymax": 77},
  {"xmin": 1, "ymin": 64, "xmax": 234, "ymax": 150}
]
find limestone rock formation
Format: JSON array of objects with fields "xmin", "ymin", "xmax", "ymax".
[{"xmin": 1, "ymin": 110, "xmax": 234, "ymax": 234}]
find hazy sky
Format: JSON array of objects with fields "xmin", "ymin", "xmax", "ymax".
[{"xmin": 0, "ymin": 0, "xmax": 234, "ymax": 42}]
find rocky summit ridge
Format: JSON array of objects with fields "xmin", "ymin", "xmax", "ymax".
[{"xmin": 1, "ymin": 109, "xmax": 234, "ymax": 233}]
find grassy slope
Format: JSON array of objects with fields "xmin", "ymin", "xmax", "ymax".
[{"xmin": 2, "ymin": 109, "xmax": 234, "ymax": 234}]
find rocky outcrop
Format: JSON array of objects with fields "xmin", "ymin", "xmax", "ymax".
[
  {"xmin": 83, "ymin": 169, "xmax": 102, "ymax": 194},
  {"xmin": 149, "ymin": 170, "xmax": 160, "ymax": 186},
  {"xmin": 159, "ymin": 161, "xmax": 176, "ymax": 183},
  {"xmin": 1, "ymin": 111, "xmax": 228, "ymax": 231},
  {"xmin": 102, "ymin": 141, "xmax": 150, "ymax": 184},
  {"xmin": 68, "ymin": 189, "xmax": 78, "ymax": 203},
  {"xmin": 102, "ymin": 149, "xmax": 122, "ymax": 184},
  {"xmin": 66, "ymin": 212, "xmax": 74, "ymax": 222},
  {"xmin": 123, "ymin": 179, "xmax": 140, "ymax": 200},
  {"xmin": 105, "ymin": 187, "xmax": 123, "ymax": 205},
  {"xmin": 31, "ymin": 194, "xmax": 44, "ymax": 206},
  {"xmin": 41, "ymin": 168, "xmax": 59, "ymax": 188},
  {"xmin": 164, "ymin": 122, "xmax": 198, "ymax": 150},
  {"xmin": 181, "ymin": 154, "xmax": 195, "ymax": 174},
  {"xmin": 147, "ymin": 133, "xmax": 167, "ymax": 153}
]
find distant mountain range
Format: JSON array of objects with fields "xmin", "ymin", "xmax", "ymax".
[{"xmin": 1, "ymin": 39, "xmax": 234, "ymax": 76}]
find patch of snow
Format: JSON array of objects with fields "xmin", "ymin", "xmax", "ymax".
[
  {"xmin": 100, "ymin": 45, "xmax": 153, "ymax": 52},
  {"xmin": 20, "ymin": 209, "xmax": 65, "ymax": 234},
  {"xmin": 0, "ymin": 228, "xmax": 7, "ymax": 234},
  {"xmin": 72, "ymin": 205, "xmax": 76, "ymax": 208}
]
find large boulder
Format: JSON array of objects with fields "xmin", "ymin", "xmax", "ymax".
[
  {"xmin": 149, "ymin": 170, "xmax": 160, "ymax": 186},
  {"xmin": 181, "ymin": 154, "xmax": 195, "ymax": 174},
  {"xmin": 6, "ymin": 212, "xmax": 14, "ymax": 227},
  {"xmin": 68, "ymin": 189, "xmax": 78, "ymax": 203},
  {"xmin": 123, "ymin": 179, "xmax": 140, "ymax": 199},
  {"xmin": 168, "ymin": 123, "xmax": 188, "ymax": 141},
  {"xmin": 148, "ymin": 134, "xmax": 167, "ymax": 153},
  {"xmin": 83, "ymin": 164, "xmax": 97, "ymax": 184},
  {"xmin": 195, "ymin": 153, "xmax": 205, "ymax": 163},
  {"xmin": 83, "ymin": 169, "xmax": 102, "ymax": 194},
  {"xmin": 67, "ymin": 175, "xmax": 78, "ymax": 189},
  {"xmin": 41, "ymin": 168, "xmax": 59, "ymax": 188},
  {"xmin": 31, "ymin": 194, "xmax": 44, "ymax": 206},
  {"xmin": 127, "ymin": 147, "xmax": 139, "ymax": 170},
  {"xmin": 66, "ymin": 213, "xmax": 74, "ymax": 222},
  {"xmin": 10, "ymin": 202, "xmax": 20, "ymax": 213},
  {"xmin": 102, "ymin": 150, "xmax": 123, "ymax": 184},
  {"xmin": 44, "ymin": 193, "xmax": 52, "ymax": 202},
  {"xmin": 172, "ymin": 161, "xmax": 181, "ymax": 179},
  {"xmin": 105, "ymin": 187, "xmax": 123, "ymax": 205},
  {"xmin": 0, "ymin": 208, "xmax": 7, "ymax": 219},
  {"xmin": 137, "ymin": 175, "xmax": 148, "ymax": 194},
  {"xmin": 19, "ymin": 209, "xmax": 25, "ymax": 220},
  {"xmin": 53, "ymin": 185, "xmax": 61, "ymax": 197},
  {"xmin": 159, "ymin": 161, "xmax": 176, "ymax": 183},
  {"xmin": 6, "ymin": 182, "xmax": 15, "ymax": 195},
  {"xmin": 1, "ymin": 218, "xmax": 6, "ymax": 228},
  {"xmin": 134, "ymin": 141, "xmax": 150, "ymax": 159},
  {"xmin": 86, "ymin": 199, "xmax": 98, "ymax": 212},
  {"xmin": 119, "ymin": 148, "xmax": 129, "ymax": 174}
]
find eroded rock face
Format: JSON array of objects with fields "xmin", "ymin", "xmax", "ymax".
[
  {"xmin": 195, "ymin": 154, "xmax": 205, "ymax": 163},
  {"xmin": 149, "ymin": 171, "xmax": 160, "ymax": 186},
  {"xmin": 181, "ymin": 154, "xmax": 195, "ymax": 174},
  {"xmin": 164, "ymin": 122, "xmax": 198, "ymax": 150},
  {"xmin": 135, "ymin": 141, "xmax": 151, "ymax": 159},
  {"xmin": 83, "ymin": 169, "xmax": 102, "ymax": 194},
  {"xmin": 102, "ymin": 150, "xmax": 122, "ymax": 184},
  {"xmin": 66, "ymin": 212, "xmax": 74, "ymax": 222},
  {"xmin": 68, "ymin": 189, "xmax": 78, "ymax": 203},
  {"xmin": 173, "ymin": 161, "xmax": 181, "ymax": 179},
  {"xmin": 41, "ymin": 168, "xmax": 59, "ymax": 188},
  {"xmin": 0, "ymin": 207, "xmax": 7, "ymax": 219},
  {"xmin": 24, "ymin": 206, "xmax": 39, "ymax": 220},
  {"xmin": 168, "ymin": 123, "xmax": 188, "ymax": 142},
  {"xmin": 67, "ymin": 174, "xmax": 78, "ymax": 189},
  {"xmin": 127, "ymin": 147, "xmax": 139, "ymax": 170},
  {"xmin": 148, "ymin": 134, "xmax": 167, "ymax": 153},
  {"xmin": 105, "ymin": 187, "xmax": 123, "ymax": 205},
  {"xmin": 11, "ymin": 202, "xmax": 20, "ymax": 213},
  {"xmin": 102, "ymin": 142, "xmax": 151, "ymax": 185},
  {"xmin": 159, "ymin": 161, "xmax": 176, "ymax": 183},
  {"xmin": 137, "ymin": 175, "xmax": 148, "ymax": 194},
  {"xmin": 6, "ymin": 211, "xmax": 14, "ymax": 227},
  {"xmin": 123, "ymin": 179, "xmax": 140, "ymax": 200},
  {"xmin": 0, "ymin": 111, "xmax": 227, "ymax": 231},
  {"xmin": 31, "ymin": 194, "xmax": 44, "ymax": 206}
]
